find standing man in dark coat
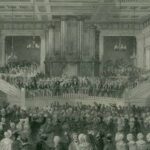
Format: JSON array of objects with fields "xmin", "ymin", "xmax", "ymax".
[
  {"xmin": 103, "ymin": 134, "xmax": 115, "ymax": 150},
  {"xmin": 36, "ymin": 134, "xmax": 50, "ymax": 150}
]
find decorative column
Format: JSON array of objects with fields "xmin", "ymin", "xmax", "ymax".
[
  {"xmin": 95, "ymin": 29, "xmax": 100, "ymax": 60},
  {"xmin": 145, "ymin": 47, "xmax": 150, "ymax": 70},
  {"xmin": 47, "ymin": 22, "xmax": 56, "ymax": 76},
  {"xmin": 0, "ymin": 33, "xmax": 5, "ymax": 66},
  {"xmin": 45, "ymin": 28, "xmax": 49, "ymax": 60},
  {"xmin": 40, "ymin": 34, "xmax": 46, "ymax": 73},
  {"xmin": 89, "ymin": 25, "xmax": 96, "ymax": 60},
  {"xmin": 136, "ymin": 34, "xmax": 145, "ymax": 69},
  {"xmin": 60, "ymin": 17, "xmax": 67, "ymax": 57},
  {"xmin": 45, "ymin": 22, "xmax": 55, "ymax": 59},
  {"xmin": 77, "ymin": 17, "xmax": 83, "ymax": 75},
  {"xmin": 48, "ymin": 21, "xmax": 55, "ymax": 57},
  {"xmin": 77, "ymin": 17, "xmax": 83, "ymax": 59},
  {"xmin": 95, "ymin": 29, "xmax": 100, "ymax": 76},
  {"xmin": 99, "ymin": 34, "xmax": 104, "ymax": 71},
  {"xmin": 90, "ymin": 25, "xmax": 96, "ymax": 77}
]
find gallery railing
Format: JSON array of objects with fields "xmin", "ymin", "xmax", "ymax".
[
  {"xmin": 115, "ymin": 0, "xmax": 149, "ymax": 3},
  {"xmin": 25, "ymin": 87, "xmax": 125, "ymax": 99},
  {"xmin": 103, "ymin": 0, "xmax": 149, "ymax": 3}
]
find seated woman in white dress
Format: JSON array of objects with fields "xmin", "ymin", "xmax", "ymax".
[
  {"xmin": 0, "ymin": 130, "xmax": 13, "ymax": 150},
  {"xmin": 136, "ymin": 133, "xmax": 146, "ymax": 150},
  {"xmin": 127, "ymin": 133, "xmax": 137, "ymax": 150}
]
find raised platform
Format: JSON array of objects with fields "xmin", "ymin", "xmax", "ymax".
[
  {"xmin": 45, "ymin": 59, "xmax": 100, "ymax": 76},
  {"xmin": 25, "ymin": 95, "xmax": 126, "ymax": 108}
]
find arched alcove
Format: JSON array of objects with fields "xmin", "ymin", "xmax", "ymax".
[{"xmin": 5, "ymin": 36, "xmax": 41, "ymax": 64}]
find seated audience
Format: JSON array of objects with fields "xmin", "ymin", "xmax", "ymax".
[{"xmin": 0, "ymin": 102, "xmax": 149, "ymax": 150}]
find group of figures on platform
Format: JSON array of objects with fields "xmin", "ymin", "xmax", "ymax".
[
  {"xmin": 0, "ymin": 61, "xmax": 40, "ymax": 77},
  {"xmin": 0, "ymin": 59, "xmax": 148, "ymax": 99},
  {"xmin": 0, "ymin": 102, "xmax": 150, "ymax": 150}
]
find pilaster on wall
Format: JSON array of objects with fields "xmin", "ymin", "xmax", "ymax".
[
  {"xmin": 136, "ymin": 34, "xmax": 145, "ymax": 69},
  {"xmin": 139, "ymin": 25, "xmax": 150, "ymax": 70},
  {"xmin": 40, "ymin": 34, "xmax": 46, "ymax": 73},
  {"xmin": 99, "ymin": 34, "xmax": 104, "ymax": 71},
  {"xmin": 60, "ymin": 17, "xmax": 67, "ymax": 57},
  {"xmin": 48, "ymin": 22, "xmax": 55, "ymax": 57},
  {"xmin": 99, "ymin": 34, "xmax": 104, "ymax": 62},
  {"xmin": 0, "ymin": 32, "xmax": 5, "ymax": 67},
  {"xmin": 77, "ymin": 17, "xmax": 83, "ymax": 59},
  {"xmin": 89, "ymin": 25, "xmax": 96, "ymax": 59},
  {"xmin": 45, "ymin": 22, "xmax": 55, "ymax": 59}
]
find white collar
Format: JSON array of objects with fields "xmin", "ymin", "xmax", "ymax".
[{"xmin": 136, "ymin": 140, "xmax": 146, "ymax": 145}]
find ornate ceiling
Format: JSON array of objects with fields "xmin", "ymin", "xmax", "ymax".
[{"xmin": 0, "ymin": 0, "xmax": 149, "ymax": 24}]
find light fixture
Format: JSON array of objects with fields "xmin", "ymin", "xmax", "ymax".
[
  {"xmin": 130, "ymin": 6, "xmax": 137, "ymax": 60},
  {"xmin": 27, "ymin": 36, "xmax": 40, "ymax": 49},
  {"xmin": 27, "ymin": 0, "xmax": 40, "ymax": 49},
  {"xmin": 7, "ymin": 6, "xmax": 18, "ymax": 63},
  {"xmin": 114, "ymin": 37, "xmax": 127, "ymax": 51},
  {"xmin": 114, "ymin": 1, "xmax": 127, "ymax": 51}
]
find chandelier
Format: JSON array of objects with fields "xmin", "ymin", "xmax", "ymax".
[
  {"xmin": 7, "ymin": 7, "xmax": 18, "ymax": 63},
  {"xmin": 27, "ymin": 0, "xmax": 40, "ymax": 49},
  {"xmin": 114, "ymin": 0, "xmax": 127, "ymax": 51},
  {"xmin": 130, "ymin": 7, "xmax": 137, "ymax": 61},
  {"xmin": 114, "ymin": 37, "xmax": 127, "ymax": 51},
  {"xmin": 27, "ymin": 36, "xmax": 40, "ymax": 49}
]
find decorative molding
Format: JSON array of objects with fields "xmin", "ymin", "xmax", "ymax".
[
  {"xmin": 60, "ymin": 16, "xmax": 68, "ymax": 21},
  {"xmin": 0, "ymin": 22, "xmax": 49, "ymax": 30},
  {"xmin": 95, "ymin": 22, "xmax": 143, "ymax": 30},
  {"xmin": 47, "ymin": 21, "xmax": 55, "ymax": 29}
]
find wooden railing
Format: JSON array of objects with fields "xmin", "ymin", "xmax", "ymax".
[
  {"xmin": 0, "ymin": 78, "xmax": 26, "ymax": 107},
  {"xmin": 0, "ymin": 78, "xmax": 21, "ymax": 97},
  {"xmin": 26, "ymin": 95, "xmax": 125, "ymax": 108},
  {"xmin": 129, "ymin": 81, "xmax": 150, "ymax": 99}
]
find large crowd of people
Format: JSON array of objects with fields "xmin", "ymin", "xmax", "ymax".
[
  {"xmin": 0, "ymin": 61, "xmax": 40, "ymax": 77},
  {"xmin": 0, "ymin": 59, "xmax": 150, "ymax": 150},
  {"xmin": 0, "ymin": 59, "xmax": 148, "ymax": 99},
  {"xmin": 0, "ymin": 102, "xmax": 150, "ymax": 150},
  {"xmin": 1, "ymin": 74, "xmax": 128, "ymax": 98}
]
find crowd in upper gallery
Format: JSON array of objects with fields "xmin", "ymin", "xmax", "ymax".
[
  {"xmin": 0, "ymin": 61, "xmax": 40, "ymax": 77},
  {"xmin": 0, "ymin": 102, "xmax": 150, "ymax": 150},
  {"xmin": 0, "ymin": 59, "xmax": 149, "ymax": 98}
]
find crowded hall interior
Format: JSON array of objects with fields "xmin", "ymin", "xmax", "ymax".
[{"xmin": 1, "ymin": 0, "xmax": 150, "ymax": 150}]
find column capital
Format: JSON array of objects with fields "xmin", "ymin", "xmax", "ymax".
[
  {"xmin": 84, "ymin": 24, "xmax": 95, "ymax": 30},
  {"xmin": 76, "ymin": 16, "xmax": 86, "ymax": 21},
  {"xmin": 136, "ymin": 33, "xmax": 145, "ymax": 41},
  {"xmin": 94, "ymin": 24, "xmax": 102, "ymax": 31},
  {"xmin": 47, "ymin": 21, "xmax": 55, "ymax": 29},
  {"xmin": 60, "ymin": 16, "xmax": 68, "ymax": 21},
  {"xmin": 95, "ymin": 29, "xmax": 100, "ymax": 37}
]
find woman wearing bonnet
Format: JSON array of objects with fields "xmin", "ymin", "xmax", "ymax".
[
  {"xmin": 116, "ymin": 133, "xmax": 127, "ymax": 150},
  {"xmin": 136, "ymin": 133, "xmax": 146, "ymax": 150},
  {"xmin": 78, "ymin": 134, "xmax": 93, "ymax": 150},
  {"xmin": 146, "ymin": 133, "xmax": 150, "ymax": 150},
  {"xmin": 69, "ymin": 132, "xmax": 79, "ymax": 150},
  {"xmin": 0, "ymin": 130, "xmax": 13, "ymax": 150},
  {"xmin": 127, "ymin": 133, "xmax": 137, "ymax": 150}
]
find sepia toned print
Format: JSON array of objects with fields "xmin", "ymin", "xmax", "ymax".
[{"xmin": 0, "ymin": 0, "xmax": 150, "ymax": 150}]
